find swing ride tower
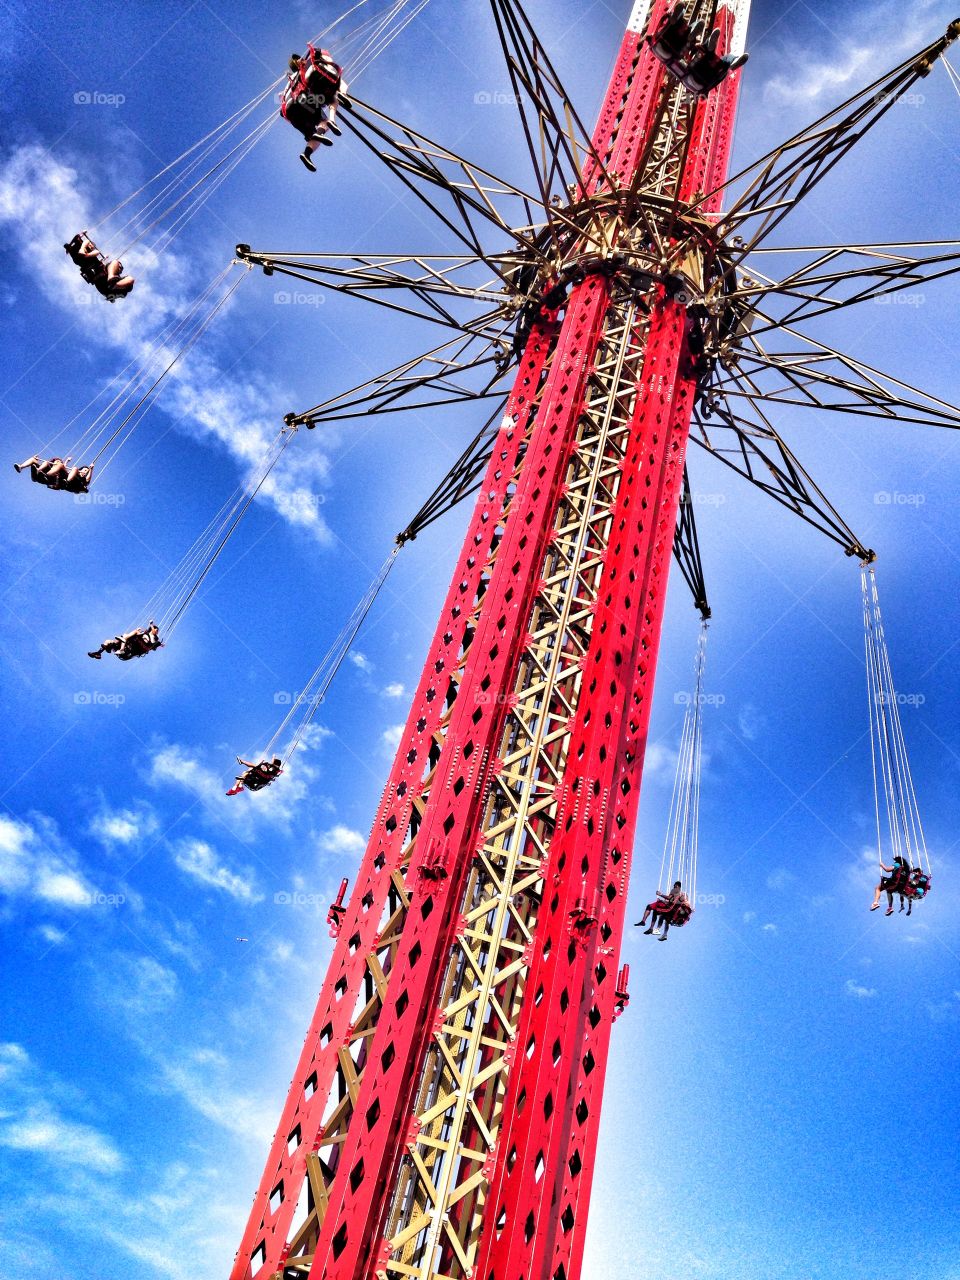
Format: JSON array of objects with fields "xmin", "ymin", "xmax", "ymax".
[
  {"xmin": 235, "ymin": 4, "xmax": 749, "ymax": 1278},
  {"xmin": 231, "ymin": 2, "xmax": 960, "ymax": 1277}
]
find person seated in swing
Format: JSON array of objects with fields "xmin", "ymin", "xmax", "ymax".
[
  {"xmin": 227, "ymin": 756, "xmax": 283, "ymax": 796},
  {"xmin": 60, "ymin": 462, "xmax": 94, "ymax": 493},
  {"xmin": 870, "ymin": 853, "xmax": 910, "ymax": 915},
  {"xmin": 15, "ymin": 454, "xmax": 67, "ymax": 485},
  {"xmin": 637, "ymin": 880, "xmax": 683, "ymax": 938},
  {"xmin": 649, "ymin": 6, "xmax": 693, "ymax": 68},
  {"xmin": 88, "ymin": 621, "xmax": 162, "ymax": 661},
  {"xmin": 902, "ymin": 865, "xmax": 931, "ymax": 915},
  {"xmin": 283, "ymin": 48, "xmax": 347, "ymax": 172},
  {"xmin": 65, "ymin": 232, "xmax": 135, "ymax": 299},
  {"xmin": 658, "ymin": 887, "xmax": 693, "ymax": 940},
  {"xmin": 682, "ymin": 41, "xmax": 748, "ymax": 95}
]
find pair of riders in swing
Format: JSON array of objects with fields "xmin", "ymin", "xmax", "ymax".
[
  {"xmin": 870, "ymin": 855, "xmax": 930, "ymax": 916},
  {"xmin": 13, "ymin": 454, "xmax": 93, "ymax": 493},
  {"xmin": 88, "ymin": 621, "xmax": 162, "ymax": 662},
  {"xmin": 227, "ymin": 757, "xmax": 283, "ymax": 796},
  {"xmin": 64, "ymin": 232, "xmax": 135, "ymax": 300},
  {"xmin": 648, "ymin": 5, "xmax": 748, "ymax": 96},
  {"xmin": 281, "ymin": 46, "xmax": 349, "ymax": 171},
  {"xmin": 637, "ymin": 881, "xmax": 693, "ymax": 940}
]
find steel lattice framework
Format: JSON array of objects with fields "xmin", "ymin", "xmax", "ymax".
[{"xmin": 230, "ymin": 3, "xmax": 960, "ymax": 1278}]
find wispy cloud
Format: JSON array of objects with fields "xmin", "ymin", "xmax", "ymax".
[
  {"xmin": 762, "ymin": 0, "xmax": 948, "ymax": 107},
  {"xmin": 318, "ymin": 824, "xmax": 366, "ymax": 856},
  {"xmin": 381, "ymin": 723, "xmax": 404, "ymax": 752},
  {"xmin": 382, "ymin": 681, "xmax": 406, "ymax": 699},
  {"xmin": 89, "ymin": 801, "xmax": 159, "ymax": 848},
  {"xmin": 0, "ymin": 812, "xmax": 98, "ymax": 910},
  {"xmin": 172, "ymin": 837, "xmax": 262, "ymax": 903},
  {"xmin": 845, "ymin": 977, "xmax": 878, "ymax": 999},
  {"xmin": 0, "ymin": 1042, "xmax": 123, "ymax": 1173}
]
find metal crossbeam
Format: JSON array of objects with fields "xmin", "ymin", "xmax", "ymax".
[
  {"xmin": 701, "ymin": 22, "xmax": 960, "ymax": 253},
  {"xmin": 340, "ymin": 98, "xmax": 549, "ymax": 264},
  {"xmin": 736, "ymin": 240, "xmax": 960, "ymax": 332},
  {"xmin": 691, "ymin": 384, "xmax": 874, "ymax": 559},
  {"xmin": 286, "ymin": 327, "xmax": 515, "ymax": 427},
  {"xmin": 235, "ymin": 251, "xmax": 523, "ymax": 331},
  {"xmin": 716, "ymin": 317, "xmax": 960, "ymax": 430}
]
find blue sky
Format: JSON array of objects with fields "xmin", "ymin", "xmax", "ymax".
[{"xmin": 1, "ymin": 2, "xmax": 958, "ymax": 1278}]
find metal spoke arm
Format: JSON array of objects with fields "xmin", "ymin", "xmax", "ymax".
[
  {"xmin": 733, "ymin": 240, "xmax": 960, "ymax": 331},
  {"xmin": 340, "ymin": 97, "xmax": 550, "ymax": 268},
  {"xmin": 691, "ymin": 389, "xmax": 875, "ymax": 561},
  {"xmin": 285, "ymin": 327, "xmax": 516, "ymax": 428},
  {"xmin": 718, "ymin": 318, "xmax": 960, "ymax": 429},
  {"xmin": 398, "ymin": 402, "xmax": 508, "ymax": 544},
  {"xmin": 487, "ymin": 0, "xmax": 613, "ymax": 223},
  {"xmin": 235, "ymin": 247, "xmax": 524, "ymax": 331},
  {"xmin": 673, "ymin": 466, "xmax": 711, "ymax": 620},
  {"xmin": 703, "ymin": 22, "xmax": 960, "ymax": 255}
]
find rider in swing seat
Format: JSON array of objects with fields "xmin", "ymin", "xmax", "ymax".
[
  {"xmin": 14, "ymin": 455, "xmax": 94, "ymax": 492},
  {"xmin": 227, "ymin": 756, "xmax": 283, "ymax": 796},
  {"xmin": 637, "ymin": 880, "xmax": 683, "ymax": 939},
  {"xmin": 870, "ymin": 853, "xmax": 910, "ymax": 915},
  {"xmin": 65, "ymin": 233, "xmax": 135, "ymax": 299},
  {"xmin": 282, "ymin": 47, "xmax": 347, "ymax": 172},
  {"xmin": 88, "ymin": 621, "xmax": 162, "ymax": 661}
]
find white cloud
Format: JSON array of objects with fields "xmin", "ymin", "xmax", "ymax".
[
  {"xmin": 318, "ymin": 824, "xmax": 366, "ymax": 856},
  {"xmin": 89, "ymin": 803, "xmax": 158, "ymax": 848},
  {"xmin": 845, "ymin": 978, "xmax": 878, "ymax": 999},
  {"xmin": 761, "ymin": 922, "xmax": 778, "ymax": 934},
  {"xmin": 172, "ymin": 838, "xmax": 262, "ymax": 903},
  {"xmin": 0, "ymin": 813, "xmax": 98, "ymax": 910},
  {"xmin": 91, "ymin": 954, "xmax": 179, "ymax": 1022},
  {"xmin": 743, "ymin": 910, "xmax": 757, "ymax": 923},
  {"xmin": 0, "ymin": 145, "xmax": 331, "ymax": 538},
  {"xmin": 383, "ymin": 681, "xmax": 406, "ymax": 699},
  {"xmin": 762, "ymin": 2, "xmax": 948, "ymax": 107},
  {"xmin": 0, "ymin": 1043, "xmax": 123, "ymax": 1174},
  {"xmin": 766, "ymin": 868, "xmax": 795, "ymax": 891},
  {"xmin": 642, "ymin": 742, "xmax": 679, "ymax": 782},
  {"xmin": 37, "ymin": 924, "xmax": 68, "ymax": 946},
  {"xmin": 737, "ymin": 703, "xmax": 765, "ymax": 742},
  {"xmin": 349, "ymin": 651, "xmax": 374, "ymax": 675},
  {"xmin": 381, "ymin": 723, "xmax": 405, "ymax": 751}
]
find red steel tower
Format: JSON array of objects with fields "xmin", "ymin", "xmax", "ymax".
[{"xmin": 235, "ymin": 3, "xmax": 753, "ymax": 1277}]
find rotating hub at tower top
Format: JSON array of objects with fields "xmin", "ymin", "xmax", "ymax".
[{"xmin": 500, "ymin": 191, "xmax": 754, "ymax": 381}]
